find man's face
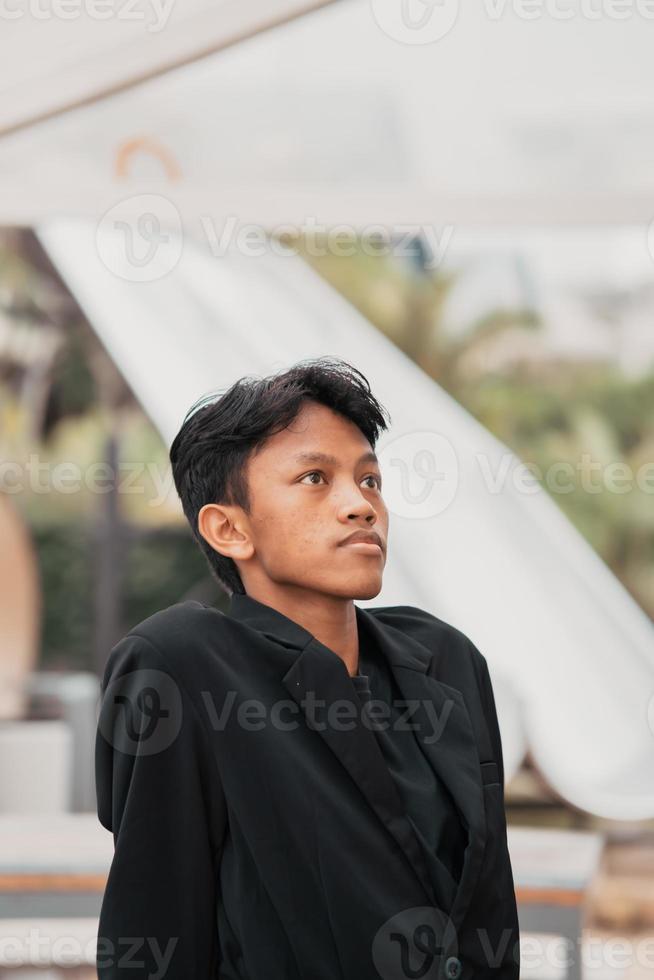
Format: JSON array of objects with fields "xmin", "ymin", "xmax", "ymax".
[{"xmin": 238, "ymin": 400, "xmax": 388, "ymax": 600}]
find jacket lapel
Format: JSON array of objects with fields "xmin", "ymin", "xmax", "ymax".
[
  {"xmin": 280, "ymin": 633, "xmax": 440, "ymax": 908},
  {"xmin": 360, "ymin": 607, "xmax": 488, "ymax": 933},
  {"xmin": 227, "ymin": 593, "xmax": 486, "ymax": 928}
]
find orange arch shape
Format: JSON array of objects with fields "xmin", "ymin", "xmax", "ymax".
[{"xmin": 114, "ymin": 137, "xmax": 182, "ymax": 182}]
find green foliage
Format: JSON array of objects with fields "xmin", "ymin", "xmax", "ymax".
[
  {"xmin": 33, "ymin": 523, "xmax": 94, "ymax": 671},
  {"xmin": 44, "ymin": 324, "xmax": 96, "ymax": 427},
  {"xmin": 122, "ymin": 526, "xmax": 225, "ymax": 633},
  {"xmin": 34, "ymin": 522, "xmax": 223, "ymax": 671}
]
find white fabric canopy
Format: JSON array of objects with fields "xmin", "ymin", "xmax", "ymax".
[
  {"xmin": 37, "ymin": 218, "xmax": 654, "ymax": 821},
  {"xmin": 2, "ymin": 1, "xmax": 654, "ymax": 223},
  {"xmin": 0, "ymin": 0, "xmax": 335, "ymax": 135}
]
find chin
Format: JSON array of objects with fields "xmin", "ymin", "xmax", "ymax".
[{"xmin": 343, "ymin": 576, "xmax": 384, "ymax": 601}]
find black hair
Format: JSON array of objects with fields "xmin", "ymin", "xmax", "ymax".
[{"xmin": 169, "ymin": 356, "xmax": 391, "ymax": 596}]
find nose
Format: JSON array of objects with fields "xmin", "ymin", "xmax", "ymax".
[{"xmin": 336, "ymin": 484, "xmax": 378, "ymax": 523}]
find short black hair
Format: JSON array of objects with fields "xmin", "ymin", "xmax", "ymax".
[{"xmin": 169, "ymin": 356, "xmax": 391, "ymax": 596}]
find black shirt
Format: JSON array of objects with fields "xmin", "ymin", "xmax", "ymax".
[{"xmin": 350, "ymin": 619, "xmax": 468, "ymax": 912}]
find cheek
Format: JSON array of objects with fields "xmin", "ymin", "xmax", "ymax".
[
  {"xmin": 290, "ymin": 519, "xmax": 327, "ymax": 553},
  {"xmin": 255, "ymin": 512, "xmax": 323, "ymax": 559},
  {"xmin": 293, "ymin": 527, "xmax": 337, "ymax": 575}
]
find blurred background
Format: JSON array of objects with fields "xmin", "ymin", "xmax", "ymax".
[{"xmin": 1, "ymin": 1, "xmax": 654, "ymax": 977}]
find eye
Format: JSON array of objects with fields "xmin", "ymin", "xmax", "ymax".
[
  {"xmin": 299, "ymin": 470, "xmax": 326, "ymax": 485},
  {"xmin": 362, "ymin": 474, "xmax": 382, "ymax": 491}
]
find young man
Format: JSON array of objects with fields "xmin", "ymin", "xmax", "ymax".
[{"xmin": 95, "ymin": 356, "xmax": 520, "ymax": 979}]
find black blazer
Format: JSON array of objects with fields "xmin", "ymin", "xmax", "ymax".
[{"xmin": 95, "ymin": 593, "xmax": 520, "ymax": 979}]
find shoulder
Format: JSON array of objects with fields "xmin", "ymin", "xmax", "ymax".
[
  {"xmin": 366, "ymin": 606, "xmax": 481, "ymax": 659},
  {"xmin": 366, "ymin": 606, "xmax": 487, "ymax": 686},
  {"xmin": 366, "ymin": 604, "xmax": 500, "ymax": 754},
  {"xmin": 101, "ymin": 599, "xmax": 232, "ymax": 686},
  {"xmin": 124, "ymin": 598, "xmax": 220, "ymax": 648}
]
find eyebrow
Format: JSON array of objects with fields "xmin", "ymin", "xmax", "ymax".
[{"xmin": 291, "ymin": 450, "xmax": 379, "ymax": 467}]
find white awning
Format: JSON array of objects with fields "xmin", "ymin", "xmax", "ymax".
[
  {"xmin": 2, "ymin": 1, "xmax": 654, "ymax": 224},
  {"xmin": 0, "ymin": 0, "xmax": 336, "ymax": 135}
]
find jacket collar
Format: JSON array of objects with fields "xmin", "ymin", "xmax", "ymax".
[
  {"xmin": 226, "ymin": 590, "xmax": 486, "ymax": 930},
  {"xmin": 228, "ymin": 590, "xmax": 430, "ymax": 670},
  {"xmin": 228, "ymin": 590, "xmax": 317, "ymax": 650}
]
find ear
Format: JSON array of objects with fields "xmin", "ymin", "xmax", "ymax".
[{"xmin": 197, "ymin": 502, "xmax": 254, "ymax": 561}]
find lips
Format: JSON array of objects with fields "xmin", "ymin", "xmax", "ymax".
[{"xmin": 340, "ymin": 530, "xmax": 384, "ymax": 549}]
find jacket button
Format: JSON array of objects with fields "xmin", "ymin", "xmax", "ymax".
[{"xmin": 444, "ymin": 956, "xmax": 462, "ymax": 978}]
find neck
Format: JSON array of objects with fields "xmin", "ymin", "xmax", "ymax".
[{"xmin": 244, "ymin": 584, "xmax": 360, "ymax": 676}]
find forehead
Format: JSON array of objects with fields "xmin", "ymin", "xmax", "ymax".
[{"xmin": 252, "ymin": 402, "xmax": 375, "ymax": 468}]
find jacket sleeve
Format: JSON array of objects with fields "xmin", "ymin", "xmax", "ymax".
[
  {"xmin": 469, "ymin": 640, "xmax": 521, "ymax": 978},
  {"xmin": 468, "ymin": 641, "xmax": 507, "ymax": 790},
  {"xmin": 95, "ymin": 631, "xmax": 227, "ymax": 978}
]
